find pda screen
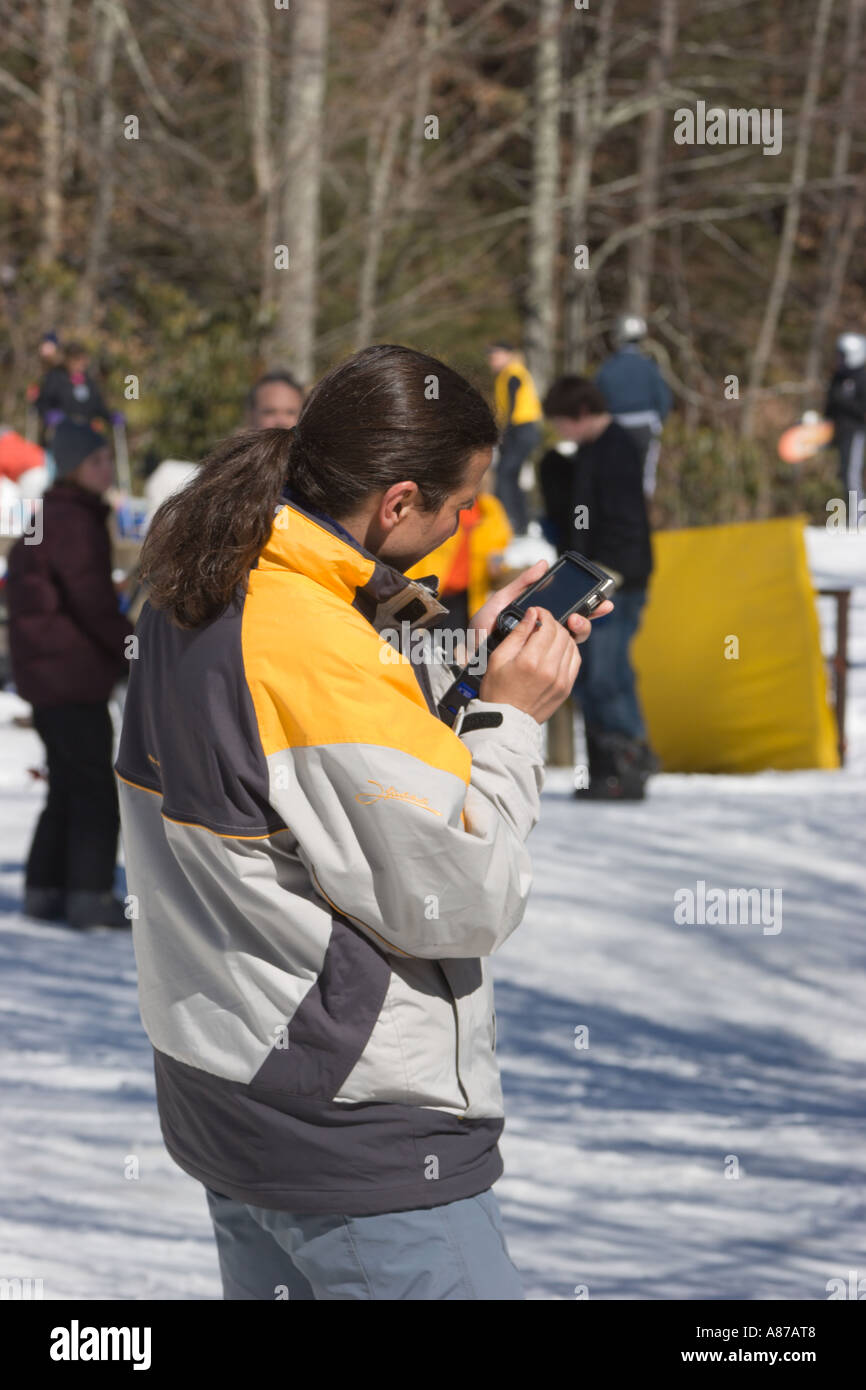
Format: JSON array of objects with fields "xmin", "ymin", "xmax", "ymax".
[{"xmin": 513, "ymin": 557, "xmax": 600, "ymax": 620}]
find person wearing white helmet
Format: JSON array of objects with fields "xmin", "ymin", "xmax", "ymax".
[
  {"xmin": 616, "ymin": 314, "xmax": 648, "ymax": 346},
  {"xmin": 835, "ymin": 332, "xmax": 866, "ymax": 368},
  {"xmin": 824, "ymin": 333, "xmax": 866, "ymax": 507},
  {"xmin": 595, "ymin": 315, "xmax": 672, "ymax": 499}
]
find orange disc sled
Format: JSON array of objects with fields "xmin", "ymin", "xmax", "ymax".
[{"xmin": 777, "ymin": 420, "xmax": 833, "ymax": 463}]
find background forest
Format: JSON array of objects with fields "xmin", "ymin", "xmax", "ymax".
[{"xmin": 1, "ymin": 0, "xmax": 864, "ymax": 525}]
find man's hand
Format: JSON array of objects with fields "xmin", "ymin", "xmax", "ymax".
[
  {"xmin": 479, "ymin": 606, "xmax": 582, "ymax": 724},
  {"xmin": 469, "ymin": 558, "xmax": 614, "ymax": 647}
]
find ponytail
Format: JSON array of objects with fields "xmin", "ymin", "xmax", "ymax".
[{"xmin": 140, "ymin": 429, "xmax": 291, "ymax": 628}]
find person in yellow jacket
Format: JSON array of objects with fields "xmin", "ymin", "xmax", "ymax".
[
  {"xmin": 406, "ymin": 486, "xmax": 512, "ymax": 632},
  {"xmin": 486, "ymin": 343, "xmax": 543, "ymax": 536}
]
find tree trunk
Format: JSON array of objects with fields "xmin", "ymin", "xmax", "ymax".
[
  {"xmin": 525, "ymin": 0, "xmax": 561, "ymax": 394},
  {"xmin": 39, "ymin": 0, "xmax": 73, "ymax": 319},
  {"xmin": 356, "ymin": 109, "xmax": 402, "ymax": 349},
  {"xmin": 404, "ymin": 0, "xmax": 444, "ymax": 214},
  {"xmin": 742, "ymin": 0, "xmax": 835, "ymax": 436},
  {"xmin": 75, "ymin": 2, "xmax": 121, "ymax": 330},
  {"xmin": 626, "ymin": 0, "xmax": 677, "ymax": 318},
  {"xmin": 273, "ymin": 0, "xmax": 329, "ymax": 383},
  {"xmin": 809, "ymin": 177, "xmax": 866, "ymax": 391},
  {"xmin": 563, "ymin": 1, "xmax": 616, "ymax": 372},
  {"xmin": 242, "ymin": 0, "xmax": 277, "ymax": 324},
  {"xmin": 803, "ymin": 0, "xmax": 864, "ymax": 397}
]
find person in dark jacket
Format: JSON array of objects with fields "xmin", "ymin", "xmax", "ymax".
[
  {"xmin": 541, "ymin": 376, "xmax": 657, "ymax": 800},
  {"xmin": 35, "ymin": 341, "xmax": 112, "ymax": 431},
  {"xmin": 824, "ymin": 332, "xmax": 866, "ymax": 507},
  {"xmin": 6, "ymin": 420, "xmax": 133, "ymax": 928}
]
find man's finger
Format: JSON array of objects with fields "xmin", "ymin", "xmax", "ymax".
[
  {"xmin": 523, "ymin": 604, "xmax": 563, "ymax": 656},
  {"xmin": 591, "ymin": 599, "xmax": 615, "ymax": 618},
  {"xmin": 565, "ymin": 600, "xmax": 615, "ymax": 642},
  {"xmin": 493, "ymin": 606, "xmax": 542, "ymax": 657},
  {"xmin": 565, "ymin": 613, "xmax": 592, "ymax": 642}
]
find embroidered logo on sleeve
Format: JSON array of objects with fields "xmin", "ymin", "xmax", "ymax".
[{"xmin": 355, "ymin": 780, "xmax": 442, "ymax": 815}]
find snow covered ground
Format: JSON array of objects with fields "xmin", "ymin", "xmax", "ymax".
[{"xmin": 1, "ymin": 527, "xmax": 864, "ymax": 1300}]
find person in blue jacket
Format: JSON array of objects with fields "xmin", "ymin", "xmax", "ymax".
[{"xmin": 595, "ymin": 315, "xmax": 672, "ymax": 498}]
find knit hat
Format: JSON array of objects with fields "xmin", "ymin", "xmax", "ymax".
[{"xmin": 52, "ymin": 420, "xmax": 109, "ymax": 478}]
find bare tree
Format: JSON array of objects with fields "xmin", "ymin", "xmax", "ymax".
[
  {"xmin": 2, "ymin": 0, "xmax": 865, "ymax": 458},
  {"xmin": 563, "ymin": 1, "xmax": 616, "ymax": 370},
  {"xmin": 75, "ymin": 0, "xmax": 121, "ymax": 330},
  {"xmin": 803, "ymin": 0, "xmax": 864, "ymax": 395},
  {"xmin": 524, "ymin": 0, "xmax": 561, "ymax": 392},
  {"xmin": 353, "ymin": 2, "xmax": 417, "ymax": 348},
  {"xmin": 272, "ymin": 0, "xmax": 329, "ymax": 382},
  {"xmin": 742, "ymin": 0, "xmax": 836, "ymax": 436},
  {"xmin": 356, "ymin": 106, "xmax": 403, "ymax": 348},
  {"xmin": 626, "ymin": 0, "xmax": 677, "ymax": 318},
  {"xmin": 404, "ymin": 0, "xmax": 445, "ymax": 213},
  {"xmin": 39, "ymin": 0, "xmax": 73, "ymax": 316},
  {"xmin": 242, "ymin": 0, "xmax": 277, "ymax": 323}
]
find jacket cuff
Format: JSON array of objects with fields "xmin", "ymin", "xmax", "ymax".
[{"xmin": 458, "ymin": 700, "xmax": 545, "ymax": 760}]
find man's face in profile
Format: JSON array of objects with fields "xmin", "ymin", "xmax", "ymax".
[
  {"xmin": 250, "ymin": 381, "xmax": 303, "ymax": 430},
  {"xmin": 550, "ymin": 414, "xmax": 595, "ymax": 444}
]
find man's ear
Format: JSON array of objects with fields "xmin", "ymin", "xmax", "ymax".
[{"xmin": 384, "ymin": 482, "xmax": 417, "ymax": 521}]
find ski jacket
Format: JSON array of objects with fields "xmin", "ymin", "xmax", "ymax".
[
  {"xmin": 595, "ymin": 346, "xmax": 672, "ymax": 420},
  {"xmin": 6, "ymin": 479, "xmax": 132, "ymax": 706},
  {"xmin": 539, "ymin": 423, "xmax": 653, "ymax": 590},
  {"xmin": 35, "ymin": 366, "xmax": 111, "ymax": 426},
  {"xmin": 824, "ymin": 366, "xmax": 866, "ymax": 434},
  {"xmin": 115, "ymin": 491, "xmax": 546, "ymax": 1216},
  {"xmin": 494, "ymin": 360, "xmax": 543, "ymax": 428}
]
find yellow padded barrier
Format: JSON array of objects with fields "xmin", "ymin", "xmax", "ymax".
[{"xmin": 630, "ymin": 517, "xmax": 839, "ymax": 772}]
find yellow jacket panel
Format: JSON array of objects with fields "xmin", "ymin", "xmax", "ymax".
[{"xmin": 494, "ymin": 359, "xmax": 542, "ymax": 428}]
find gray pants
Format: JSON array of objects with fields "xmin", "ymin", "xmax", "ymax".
[
  {"xmin": 495, "ymin": 421, "xmax": 542, "ymax": 533},
  {"xmin": 615, "ymin": 411, "xmax": 663, "ymax": 498},
  {"xmin": 205, "ymin": 1185, "xmax": 526, "ymax": 1300}
]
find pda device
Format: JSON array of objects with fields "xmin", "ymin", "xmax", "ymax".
[{"xmin": 437, "ymin": 550, "xmax": 618, "ymax": 728}]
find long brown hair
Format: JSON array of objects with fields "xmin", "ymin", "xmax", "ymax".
[{"xmin": 141, "ymin": 344, "xmax": 498, "ymax": 628}]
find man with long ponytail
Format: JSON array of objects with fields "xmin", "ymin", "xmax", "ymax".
[{"xmin": 116, "ymin": 344, "xmax": 611, "ymax": 1301}]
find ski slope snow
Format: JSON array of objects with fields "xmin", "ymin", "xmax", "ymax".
[{"xmin": 0, "ymin": 527, "xmax": 864, "ymax": 1300}]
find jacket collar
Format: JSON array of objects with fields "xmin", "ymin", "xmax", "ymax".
[
  {"xmin": 257, "ymin": 489, "xmax": 448, "ymax": 635},
  {"xmin": 47, "ymin": 478, "xmax": 111, "ymax": 520}
]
